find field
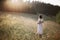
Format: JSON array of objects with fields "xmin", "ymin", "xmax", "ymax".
[{"xmin": 0, "ymin": 12, "xmax": 60, "ymax": 40}]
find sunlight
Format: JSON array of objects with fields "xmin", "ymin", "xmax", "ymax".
[
  {"xmin": 23, "ymin": 0, "xmax": 33, "ymax": 3},
  {"xmin": 23, "ymin": 0, "xmax": 27, "ymax": 2},
  {"xmin": 10, "ymin": 0, "xmax": 20, "ymax": 5},
  {"xmin": 11, "ymin": 0, "xmax": 18, "ymax": 3},
  {"xmin": 4, "ymin": 0, "xmax": 27, "ymax": 12},
  {"xmin": 5, "ymin": 0, "xmax": 20, "ymax": 5},
  {"xmin": 4, "ymin": 0, "xmax": 20, "ymax": 10},
  {"xmin": 11, "ymin": 0, "xmax": 19, "ymax": 4}
]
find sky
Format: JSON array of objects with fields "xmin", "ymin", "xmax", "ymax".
[
  {"xmin": 39, "ymin": 0, "xmax": 60, "ymax": 6},
  {"xmin": 23, "ymin": 0, "xmax": 60, "ymax": 6}
]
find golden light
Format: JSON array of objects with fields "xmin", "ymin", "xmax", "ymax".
[
  {"xmin": 23, "ymin": 0, "xmax": 29, "ymax": 2},
  {"xmin": 4, "ymin": 0, "xmax": 22, "ymax": 9},
  {"xmin": 11, "ymin": 0, "xmax": 18, "ymax": 3},
  {"xmin": 11, "ymin": 0, "xmax": 20, "ymax": 5},
  {"xmin": 7, "ymin": 0, "xmax": 20, "ymax": 5},
  {"xmin": 3, "ymin": 0, "xmax": 28, "ymax": 12}
]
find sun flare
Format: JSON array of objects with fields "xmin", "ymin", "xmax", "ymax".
[
  {"xmin": 11, "ymin": 0, "xmax": 18, "ymax": 3},
  {"xmin": 4, "ymin": 0, "xmax": 28, "ymax": 11}
]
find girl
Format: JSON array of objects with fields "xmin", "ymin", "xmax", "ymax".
[{"xmin": 37, "ymin": 15, "xmax": 44, "ymax": 38}]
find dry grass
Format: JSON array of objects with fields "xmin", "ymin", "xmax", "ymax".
[{"xmin": 0, "ymin": 13, "xmax": 60, "ymax": 40}]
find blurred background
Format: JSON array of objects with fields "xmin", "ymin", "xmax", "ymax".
[{"xmin": 0, "ymin": 0, "xmax": 60, "ymax": 40}]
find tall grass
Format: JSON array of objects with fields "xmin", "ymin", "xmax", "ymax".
[{"xmin": 0, "ymin": 13, "xmax": 60, "ymax": 40}]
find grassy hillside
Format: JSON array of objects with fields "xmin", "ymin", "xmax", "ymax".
[{"xmin": 0, "ymin": 12, "xmax": 60, "ymax": 40}]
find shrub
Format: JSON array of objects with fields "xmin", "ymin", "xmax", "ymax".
[{"xmin": 56, "ymin": 11, "xmax": 60, "ymax": 24}]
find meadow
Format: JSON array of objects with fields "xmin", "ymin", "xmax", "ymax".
[{"xmin": 0, "ymin": 12, "xmax": 60, "ymax": 40}]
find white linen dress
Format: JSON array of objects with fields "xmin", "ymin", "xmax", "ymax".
[{"xmin": 37, "ymin": 18, "xmax": 43, "ymax": 34}]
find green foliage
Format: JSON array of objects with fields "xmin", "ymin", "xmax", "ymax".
[{"xmin": 56, "ymin": 11, "xmax": 60, "ymax": 24}]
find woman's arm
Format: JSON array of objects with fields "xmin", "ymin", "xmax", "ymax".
[
  {"xmin": 37, "ymin": 19, "xmax": 44, "ymax": 24},
  {"xmin": 37, "ymin": 20, "xmax": 41, "ymax": 24}
]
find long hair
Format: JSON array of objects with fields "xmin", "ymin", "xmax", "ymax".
[{"xmin": 39, "ymin": 15, "xmax": 43, "ymax": 19}]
